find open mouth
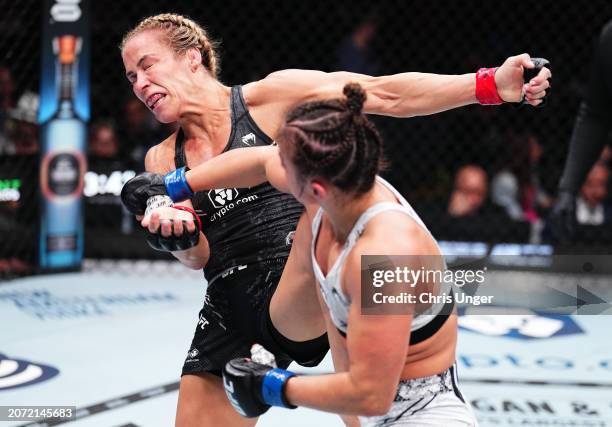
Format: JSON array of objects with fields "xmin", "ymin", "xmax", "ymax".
[{"xmin": 146, "ymin": 93, "xmax": 166, "ymax": 110}]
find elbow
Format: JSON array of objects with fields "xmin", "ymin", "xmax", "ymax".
[
  {"xmin": 184, "ymin": 261, "xmax": 206, "ymax": 270},
  {"xmin": 352, "ymin": 382, "xmax": 394, "ymax": 416},
  {"xmin": 175, "ymin": 247, "xmax": 209, "ymax": 270},
  {"xmin": 176, "ymin": 256, "xmax": 207, "ymax": 270},
  {"xmin": 357, "ymin": 392, "xmax": 393, "ymax": 417},
  {"xmin": 347, "ymin": 371, "xmax": 396, "ymax": 416}
]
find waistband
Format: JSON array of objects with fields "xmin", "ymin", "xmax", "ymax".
[
  {"xmin": 206, "ymin": 258, "xmax": 287, "ymax": 286},
  {"xmin": 394, "ymin": 366, "xmax": 454, "ymax": 402}
]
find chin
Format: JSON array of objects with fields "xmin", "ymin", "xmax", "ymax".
[
  {"xmin": 154, "ymin": 109, "xmax": 179, "ymax": 124},
  {"xmin": 156, "ymin": 115, "xmax": 177, "ymax": 124}
]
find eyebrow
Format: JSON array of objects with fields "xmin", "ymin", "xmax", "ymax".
[{"xmin": 125, "ymin": 54, "xmax": 152, "ymax": 80}]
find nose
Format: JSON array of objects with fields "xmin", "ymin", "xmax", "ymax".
[{"xmin": 133, "ymin": 71, "xmax": 150, "ymax": 97}]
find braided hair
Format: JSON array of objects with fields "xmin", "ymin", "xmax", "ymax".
[
  {"xmin": 279, "ymin": 83, "xmax": 384, "ymax": 195},
  {"xmin": 120, "ymin": 13, "xmax": 220, "ymax": 78}
]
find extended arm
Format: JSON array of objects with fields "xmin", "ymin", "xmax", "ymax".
[{"xmin": 250, "ymin": 53, "xmax": 550, "ymax": 122}]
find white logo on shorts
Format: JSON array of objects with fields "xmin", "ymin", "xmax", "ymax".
[
  {"xmin": 241, "ymin": 133, "xmax": 256, "ymax": 146},
  {"xmin": 198, "ymin": 314, "xmax": 210, "ymax": 330},
  {"xmin": 188, "ymin": 349, "xmax": 199, "ymax": 359},
  {"xmin": 223, "ymin": 377, "xmax": 247, "ymax": 416}
]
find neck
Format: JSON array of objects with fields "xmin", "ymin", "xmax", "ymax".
[
  {"xmin": 321, "ymin": 184, "xmax": 384, "ymax": 243},
  {"xmin": 178, "ymin": 75, "xmax": 231, "ymax": 151}
]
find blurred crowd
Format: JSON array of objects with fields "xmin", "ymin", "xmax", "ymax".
[{"xmin": 426, "ymin": 137, "xmax": 611, "ymax": 245}]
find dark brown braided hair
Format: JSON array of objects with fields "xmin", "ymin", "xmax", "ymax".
[{"xmin": 278, "ymin": 83, "xmax": 384, "ymax": 195}]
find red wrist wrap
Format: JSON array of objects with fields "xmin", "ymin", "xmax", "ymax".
[
  {"xmin": 475, "ymin": 67, "xmax": 503, "ymax": 105},
  {"xmin": 172, "ymin": 205, "xmax": 202, "ymax": 231}
]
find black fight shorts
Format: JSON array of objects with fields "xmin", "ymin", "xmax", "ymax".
[{"xmin": 181, "ymin": 260, "xmax": 329, "ymax": 377}]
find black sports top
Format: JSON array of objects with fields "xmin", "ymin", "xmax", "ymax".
[{"xmin": 174, "ymin": 86, "xmax": 303, "ymax": 281}]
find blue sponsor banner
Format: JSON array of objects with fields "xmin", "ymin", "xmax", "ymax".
[{"xmin": 38, "ymin": 0, "xmax": 90, "ymax": 270}]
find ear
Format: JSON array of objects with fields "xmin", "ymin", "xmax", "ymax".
[
  {"xmin": 310, "ymin": 179, "xmax": 328, "ymax": 199},
  {"xmin": 186, "ymin": 48, "xmax": 202, "ymax": 72}
]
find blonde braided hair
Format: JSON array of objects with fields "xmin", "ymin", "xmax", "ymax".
[{"xmin": 120, "ymin": 13, "xmax": 220, "ymax": 78}]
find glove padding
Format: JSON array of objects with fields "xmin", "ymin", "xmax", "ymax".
[
  {"xmin": 223, "ymin": 358, "xmax": 295, "ymax": 418},
  {"xmin": 520, "ymin": 57, "xmax": 550, "ymax": 108},
  {"xmin": 549, "ymin": 190, "xmax": 576, "ymax": 242},
  {"xmin": 145, "ymin": 221, "xmax": 200, "ymax": 252},
  {"xmin": 121, "ymin": 172, "xmax": 167, "ymax": 216},
  {"xmin": 145, "ymin": 206, "xmax": 202, "ymax": 252}
]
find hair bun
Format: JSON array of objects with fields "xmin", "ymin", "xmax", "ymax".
[{"xmin": 343, "ymin": 83, "xmax": 366, "ymax": 115}]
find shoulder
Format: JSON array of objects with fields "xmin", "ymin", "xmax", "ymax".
[
  {"xmin": 244, "ymin": 69, "xmax": 371, "ymax": 107},
  {"xmin": 243, "ymin": 69, "xmax": 325, "ymax": 105},
  {"xmin": 242, "ymin": 68, "xmax": 373, "ymax": 137},
  {"xmin": 258, "ymin": 69, "xmax": 330, "ymax": 89},
  {"xmin": 343, "ymin": 211, "xmax": 438, "ymax": 289},
  {"xmin": 351, "ymin": 209, "xmax": 438, "ymax": 258},
  {"xmin": 144, "ymin": 131, "xmax": 179, "ymax": 174},
  {"xmin": 242, "ymin": 69, "xmax": 337, "ymax": 138}
]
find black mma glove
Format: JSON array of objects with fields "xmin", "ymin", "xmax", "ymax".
[
  {"xmin": 521, "ymin": 57, "xmax": 550, "ymax": 107},
  {"xmin": 549, "ymin": 190, "xmax": 576, "ymax": 242},
  {"xmin": 120, "ymin": 167, "xmax": 194, "ymax": 216},
  {"xmin": 223, "ymin": 358, "xmax": 296, "ymax": 418},
  {"xmin": 144, "ymin": 206, "xmax": 202, "ymax": 252},
  {"xmin": 120, "ymin": 167, "xmax": 200, "ymax": 252},
  {"xmin": 121, "ymin": 172, "xmax": 167, "ymax": 216}
]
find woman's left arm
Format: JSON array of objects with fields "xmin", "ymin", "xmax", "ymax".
[{"xmin": 284, "ymin": 244, "xmax": 412, "ymax": 416}]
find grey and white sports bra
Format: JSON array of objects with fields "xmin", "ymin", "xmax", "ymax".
[{"xmin": 311, "ymin": 176, "xmax": 453, "ymax": 344}]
